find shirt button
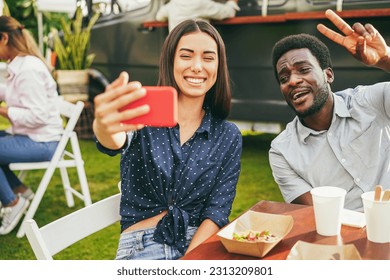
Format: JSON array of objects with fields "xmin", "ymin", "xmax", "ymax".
[
  {"xmin": 341, "ymin": 158, "xmax": 346, "ymax": 163},
  {"xmin": 169, "ymin": 206, "xmax": 173, "ymax": 210},
  {"xmin": 355, "ymin": 178, "xmax": 361, "ymax": 184},
  {"xmin": 328, "ymin": 132, "xmax": 333, "ymax": 137},
  {"xmin": 185, "ymin": 142, "xmax": 190, "ymax": 146}
]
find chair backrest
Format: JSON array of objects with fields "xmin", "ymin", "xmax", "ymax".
[
  {"xmin": 50, "ymin": 98, "xmax": 84, "ymax": 163},
  {"xmin": 59, "ymin": 98, "xmax": 85, "ymax": 134},
  {"xmin": 24, "ymin": 193, "xmax": 121, "ymax": 260}
]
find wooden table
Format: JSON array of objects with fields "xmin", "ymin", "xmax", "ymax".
[{"xmin": 182, "ymin": 201, "xmax": 390, "ymax": 260}]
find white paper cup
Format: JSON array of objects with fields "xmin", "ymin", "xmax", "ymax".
[
  {"xmin": 361, "ymin": 191, "xmax": 390, "ymax": 243},
  {"xmin": 311, "ymin": 186, "xmax": 346, "ymax": 236}
]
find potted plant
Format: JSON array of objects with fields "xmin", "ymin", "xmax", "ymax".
[{"xmin": 52, "ymin": 6, "xmax": 100, "ymax": 102}]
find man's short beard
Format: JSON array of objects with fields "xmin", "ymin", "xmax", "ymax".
[{"xmin": 291, "ymin": 83, "xmax": 330, "ymax": 119}]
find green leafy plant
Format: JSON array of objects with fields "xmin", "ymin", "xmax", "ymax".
[
  {"xmin": 2, "ymin": 0, "xmax": 10, "ymax": 16},
  {"xmin": 4, "ymin": 0, "xmax": 37, "ymax": 38},
  {"xmin": 52, "ymin": 7, "xmax": 100, "ymax": 70}
]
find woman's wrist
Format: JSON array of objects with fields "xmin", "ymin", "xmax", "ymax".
[{"xmin": 92, "ymin": 120, "xmax": 127, "ymax": 150}]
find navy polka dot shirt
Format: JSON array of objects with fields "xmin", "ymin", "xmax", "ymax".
[{"xmin": 96, "ymin": 110, "xmax": 242, "ymax": 252}]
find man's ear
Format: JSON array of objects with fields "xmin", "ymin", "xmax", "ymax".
[{"xmin": 324, "ymin": 67, "xmax": 334, "ymax": 84}]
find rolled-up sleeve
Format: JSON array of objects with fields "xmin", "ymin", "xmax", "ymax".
[{"xmin": 269, "ymin": 145, "xmax": 312, "ymax": 203}]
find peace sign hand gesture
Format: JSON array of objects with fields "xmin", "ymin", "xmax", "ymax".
[{"xmin": 317, "ymin": 9, "xmax": 390, "ymax": 71}]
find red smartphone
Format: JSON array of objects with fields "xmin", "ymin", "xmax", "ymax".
[{"xmin": 119, "ymin": 86, "xmax": 178, "ymax": 127}]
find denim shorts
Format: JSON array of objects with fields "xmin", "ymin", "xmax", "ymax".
[{"xmin": 115, "ymin": 226, "xmax": 198, "ymax": 260}]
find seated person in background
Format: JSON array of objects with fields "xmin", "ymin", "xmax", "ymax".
[
  {"xmin": 269, "ymin": 9, "xmax": 390, "ymax": 212},
  {"xmin": 93, "ymin": 19, "xmax": 242, "ymax": 259},
  {"xmin": 0, "ymin": 16, "xmax": 63, "ymax": 234},
  {"xmin": 156, "ymin": 0, "xmax": 240, "ymax": 32}
]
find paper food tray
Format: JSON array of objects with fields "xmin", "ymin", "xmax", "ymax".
[
  {"xmin": 217, "ymin": 211, "xmax": 293, "ymax": 258},
  {"xmin": 287, "ymin": 240, "xmax": 362, "ymax": 260}
]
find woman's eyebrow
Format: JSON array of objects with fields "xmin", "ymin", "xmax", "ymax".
[
  {"xmin": 204, "ymin": 50, "xmax": 217, "ymax": 55},
  {"xmin": 179, "ymin": 48, "xmax": 217, "ymax": 55},
  {"xmin": 179, "ymin": 48, "xmax": 194, "ymax": 53}
]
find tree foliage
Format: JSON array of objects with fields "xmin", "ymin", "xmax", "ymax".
[{"xmin": 4, "ymin": 0, "xmax": 69, "ymax": 46}]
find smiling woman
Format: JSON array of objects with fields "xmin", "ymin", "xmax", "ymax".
[
  {"xmin": 92, "ymin": 19, "xmax": 243, "ymax": 260},
  {"xmin": 173, "ymin": 32, "xmax": 218, "ymax": 100},
  {"xmin": 172, "ymin": 32, "xmax": 218, "ymax": 141}
]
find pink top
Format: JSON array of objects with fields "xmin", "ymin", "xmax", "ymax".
[{"xmin": 0, "ymin": 55, "xmax": 63, "ymax": 142}]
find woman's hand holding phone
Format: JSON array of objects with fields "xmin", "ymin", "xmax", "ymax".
[
  {"xmin": 119, "ymin": 86, "xmax": 178, "ymax": 127},
  {"xmin": 92, "ymin": 72, "xmax": 150, "ymax": 150}
]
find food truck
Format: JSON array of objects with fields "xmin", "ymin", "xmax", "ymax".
[{"xmin": 86, "ymin": 0, "xmax": 390, "ymax": 125}]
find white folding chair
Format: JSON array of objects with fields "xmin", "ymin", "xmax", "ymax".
[
  {"xmin": 9, "ymin": 98, "xmax": 92, "ymax": 238},
  {"xmin": 24, "ymin": 193, "xmax": 121, "ymax": 260}
]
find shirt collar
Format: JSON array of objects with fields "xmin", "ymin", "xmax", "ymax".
[
  {"xmin": 173, "ymin": 108, "xmax": 211, "ymax": 139},
  {"xmin": 6, "ymin": 56, "xmax": 24, "ymax": 77},
  {"xmin": 297, "ymin": 93, "xmax": 351, "ymax": 143},
  {"xmin": 333, "ymin": 93, "xmax": 351, "ymax": 119},
  {"xmin": 296, "ymin": 118, "xmax": 323, "ymax": 143}
]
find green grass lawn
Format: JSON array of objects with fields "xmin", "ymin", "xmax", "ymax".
[{"xmin": 0, "ymin": 121, "xmax": 281, "ymax": 259}]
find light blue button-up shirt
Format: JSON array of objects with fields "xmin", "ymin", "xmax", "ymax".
[{"xmin": 269, "ymin": 82, "xmax": 390, "ymax": 211}]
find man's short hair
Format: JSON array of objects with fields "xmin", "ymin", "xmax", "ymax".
[{"xmin": 272, "ymin": 33, "xmax": 333, "ymax": 82}]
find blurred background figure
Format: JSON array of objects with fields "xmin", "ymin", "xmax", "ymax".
[
  {"xmin": 156, "ymin": 0, "xmax": 240, "ymax": 32},
  {"xmin": 116, "ymin": 0, "xmax": 150, "ymax": 12},
  {"xmin": 0, "ymin": 15, "xmax": 63, "ymax": 235}
]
